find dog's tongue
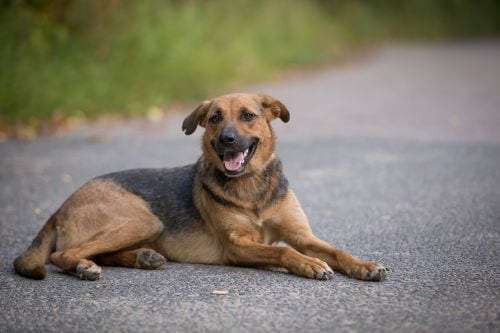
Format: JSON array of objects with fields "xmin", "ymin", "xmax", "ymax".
[{"xmin": 223, "ymin": 152, "xmax": 244, "ymax": 171}]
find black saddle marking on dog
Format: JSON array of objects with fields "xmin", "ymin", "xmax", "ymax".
[{"xmin": 98, "ymin": 163, "xmax": 202, "ymax": 232}]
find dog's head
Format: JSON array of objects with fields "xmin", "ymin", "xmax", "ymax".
[{"xmin": 182, "ymin": 93, "xmax": 289, "ymax": 177}]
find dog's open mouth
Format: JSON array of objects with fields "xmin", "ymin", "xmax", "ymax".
[{"xmin": 218, "ymin": 140, "xmax": 258, "ymax": 176}]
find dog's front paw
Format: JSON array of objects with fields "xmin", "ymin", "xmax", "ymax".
[
  {"xmin": 362, "ymin": 262, "xmax": 390, "ymax": 281},
  {"xmin": 292, "ymin": 257, "xmax": 334, "ymax": 280},
  {"xmin": 135, "ymin": 249, "xmax": 167, "ymax": 270}
]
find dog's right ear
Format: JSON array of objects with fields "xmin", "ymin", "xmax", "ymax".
[{"xmin": 182, "ymin": 100, "xmax": 212, "ymax": 135}]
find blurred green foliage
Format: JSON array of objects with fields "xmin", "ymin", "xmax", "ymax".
[{"xmin": 1, "ymin": 0, "xmax": 499, "ymax": 125}]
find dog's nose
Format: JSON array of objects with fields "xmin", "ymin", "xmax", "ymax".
[{"xmin": 219, "ymin": 128, "xmax": 237, "ymax": 145}]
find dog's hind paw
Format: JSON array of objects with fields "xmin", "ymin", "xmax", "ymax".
[
  {"xmin": 136, "ymin": 249, "xmax": 167, "ymax": 270},
  {"xmin": 76, "ymin": 260, "xmax": 102, "ymax": 281}
]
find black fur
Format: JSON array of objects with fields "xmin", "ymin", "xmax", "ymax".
[
  {"xmin": 201, "ymin": 182, "xmax": 241, "ymax": 209},
  {"xmin": 255, "ymin": 158, "xmax": 280, "ymax": 200},
  {"xmin": 98, "ymin": 163, "xmax": 202, "ymax": 232},
  {"xmin": 266, "ymin": 166, "xmax": 289, "ymax": 209}
]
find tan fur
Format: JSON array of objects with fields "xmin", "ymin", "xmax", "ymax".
[
  {"xmin": 35, "ymin": 180, "xmax": 162, "ymax": 278},
  {"xmin": 13, "ymin": 214, "xmax": 57, "ymax": 279},
  {"xmin": 14, "ymin": 93, "xmax": 387, "ymax": 282},
  {"xmin": 153, "ymin": 225, "xmax": 223, "ymax": 264},
  {"xmin": 53, "ymin": 180, "xmax": 162, "ymax": 251}
]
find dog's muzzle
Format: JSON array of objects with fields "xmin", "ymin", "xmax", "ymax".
[{"xmin": 212, "ymin": 127, "xmax": 258, "ymax": 176}]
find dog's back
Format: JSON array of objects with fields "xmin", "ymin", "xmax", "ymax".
[{"xmin": 98, "ymin": 163, "xmax": 202, "ymax": 232}]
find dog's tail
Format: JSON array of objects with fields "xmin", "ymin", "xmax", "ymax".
[{"xmin": 13, "ymin": 213, "xmax": 57, "ymax": 279}]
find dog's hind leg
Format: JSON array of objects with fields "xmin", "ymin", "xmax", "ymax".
[
  {"xmin": 94, "ymin": 248, "xmax": 167, "ymax": 270},
  {"xmin": 41, "ymin": 179, "xmax": 164, "ymax": 280},
  {"xmin": 50, "ymin": 216, "xmax": 163, "ymax": 280}
]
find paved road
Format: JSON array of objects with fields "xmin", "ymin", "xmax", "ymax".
[{"xmin": 1, "ymin": 40, "xmax": 500, "ymax": 332}]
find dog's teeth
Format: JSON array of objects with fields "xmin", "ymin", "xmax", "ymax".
[{"xmin": 244, "ymin": 149, "xmax": 249, "ymax": 157}]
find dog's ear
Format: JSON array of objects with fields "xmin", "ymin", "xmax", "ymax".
[
  {"xmin": 182, "ymin": 100, "xmax": 212, "ymax": 135},
  {"xmin": 258, "ymin": 94, "xmax": 290, "ymax": 123}
]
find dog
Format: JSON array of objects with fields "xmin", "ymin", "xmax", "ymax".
[{"xmin": 14, "ymin": 93, "xmax": 388, "ymax": 281}]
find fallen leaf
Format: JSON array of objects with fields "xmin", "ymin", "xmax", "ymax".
[{"xmin": 212, "ymin": 289, "xmax": 229, "ymax": 295}]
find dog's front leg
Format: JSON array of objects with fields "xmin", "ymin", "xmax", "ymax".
[
  {"xmin": 200, "ymin": 194, "xmax": 333, "ymax": 280},
  {"xmin": 267, "ymin": 192, "xmax": 389, "ymax": 281},
  {"xmin": 223, "ymin": 231, "xmax": 334, "ymax": 280}
]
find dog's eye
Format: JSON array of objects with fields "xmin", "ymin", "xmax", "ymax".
[
  {"xmin": 240, "ymin": 111, "xmax": 256, "ymax": 122},
  {"xmin": 209, "ymin": 111, "xmax": 223, "ymax": 124}
]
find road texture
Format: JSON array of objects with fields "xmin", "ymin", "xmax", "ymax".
[{"xmin": 1, "ymin": 40, "xmax": 500, "ymax": 332}]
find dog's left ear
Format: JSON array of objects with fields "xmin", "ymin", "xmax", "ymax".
[
  {"xmin": 258, "ymin": 94, "xmax": 290, "ymax": 123},
  {"xmin": 182, "ymin": 100, "xmax": 212, "ymax": 135}
]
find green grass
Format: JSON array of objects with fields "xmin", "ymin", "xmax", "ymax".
[{"xmin": 1, "ymin": 0, "xmax": 499, "ymax": 127}]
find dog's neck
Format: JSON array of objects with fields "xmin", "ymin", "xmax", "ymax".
[{"xmin": 197, "ymin": 155, "xmax": 289, "ymax": 211}]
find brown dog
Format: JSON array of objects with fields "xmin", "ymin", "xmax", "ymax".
[{"xmin": 14, "ymin": 93, "xmax": 388, "ymax": 281}]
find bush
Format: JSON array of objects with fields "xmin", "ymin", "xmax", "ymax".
[{"xmin": 1, "ymin": 0, "xmax": 499, "ymax": 126}]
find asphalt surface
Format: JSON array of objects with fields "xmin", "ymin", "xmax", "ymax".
[{"xmin": 1, "ymin": 40, "xmax": 500, "ymax": 332}]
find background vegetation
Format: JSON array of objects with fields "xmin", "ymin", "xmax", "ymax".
[{"xmin": 1, "ymin": 0, "xmax": 499, "ymax": 131}]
